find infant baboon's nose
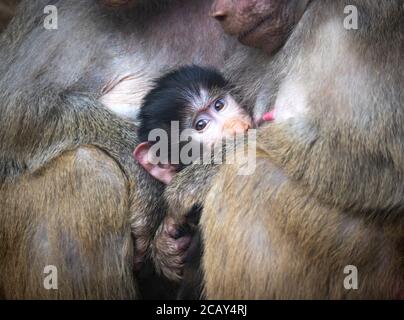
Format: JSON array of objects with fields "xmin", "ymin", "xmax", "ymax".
[{"xmin": 224, "ymin": 119, "xmax": 251, "ymax": 135}]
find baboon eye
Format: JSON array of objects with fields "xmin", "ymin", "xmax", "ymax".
[
  {"xmin": 213, "ymin": 99, "xmax": 225, "ymax": 111},
  {"xmin": 195, "ymin": 119, "xmax": 209, "ymax": 131}
]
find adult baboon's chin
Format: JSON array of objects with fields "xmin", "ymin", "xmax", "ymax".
[{"xmin": 211, "ymin": 0, "xmax": 312, "ymax": 55}]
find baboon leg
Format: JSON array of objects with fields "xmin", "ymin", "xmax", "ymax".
[{"xmin": 0, "ymin": 146, "xmax": 136, "ymax": 299}]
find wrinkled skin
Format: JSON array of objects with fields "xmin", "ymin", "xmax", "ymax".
[{"xmin": 211, "ymin": 0, "xmax": 311, "ymax": 55}]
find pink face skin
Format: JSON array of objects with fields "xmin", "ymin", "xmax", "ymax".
[
  {"xmin": 191, "ymin": 94, "xmax": 252, "ymax": 147},
  {"xmin": 134, "ymin": 94, "xmax": 252, "ymax": 185}
]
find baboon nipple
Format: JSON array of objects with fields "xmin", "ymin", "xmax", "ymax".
[{"xmin": 263, "ymin": 110, "xmax": 276, "ymax": 122}]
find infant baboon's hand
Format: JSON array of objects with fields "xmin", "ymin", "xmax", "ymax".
[{"xmin": 151, "ymin": 216, "xmax": 193, "ymax": 281}]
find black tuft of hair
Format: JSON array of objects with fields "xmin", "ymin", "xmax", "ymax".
[{"xmin": 137, "ymin": 65, "xmax": 228, "ymax": 143}]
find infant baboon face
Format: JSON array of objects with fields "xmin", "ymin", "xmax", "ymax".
[
  {"xmin": 189, "ymin": 92, "xmax": 252, "ymax": 147},
  {"xmin": 135, "ymin": 65, "xmax": 253, "ymax": 184}
]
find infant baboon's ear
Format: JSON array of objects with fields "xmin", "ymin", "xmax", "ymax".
[{"xmin": 134, "ymin": 142, "xmax": 176, "ymax": 184}]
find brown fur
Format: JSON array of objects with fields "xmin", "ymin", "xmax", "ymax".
[
  {"xmin": 0, "ymin": 147, "xmax": 136, "ymax": 299},
  {"xmin": 202, "ymin": 144, "xmax": 404, "ymax": 299}
]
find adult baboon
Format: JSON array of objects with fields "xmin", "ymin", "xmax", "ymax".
[
  {"xmin": 0, "ymin": 0, "xmax": 238, "ymax": 299},
  {"xmin": 166, "ymin": 0, "xmax": 404, "ymax": 299}
]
